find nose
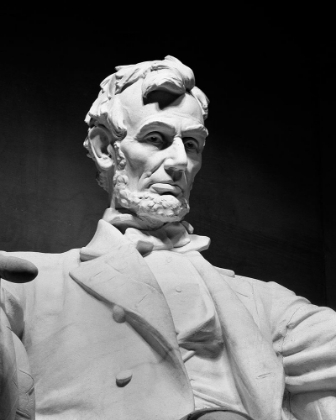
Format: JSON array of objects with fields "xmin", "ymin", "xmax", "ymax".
[{"xmin": 164, "ymin": 137, "xmax": 188, "ymax": 177}]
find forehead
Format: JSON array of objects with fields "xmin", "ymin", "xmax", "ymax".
[{"xmin": 119, "ymin": 79, "xmax": 205, "ymax": 135}]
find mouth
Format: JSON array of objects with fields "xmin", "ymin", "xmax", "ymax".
[{"xmin": 149, "ymin": 183, "xmax": 183, "ymax": 197}]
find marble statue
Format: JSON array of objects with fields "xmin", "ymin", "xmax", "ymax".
[{"xmin": 1, "ymin": 56, "xmax": 336, "ymax": 420}]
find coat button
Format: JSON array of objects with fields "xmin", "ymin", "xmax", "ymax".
[
  {"xmin": 112, "ymin": 305, "xmax": 126, "ymax": 323},
  {"xmin": 116, "ymin": 370, "xmax": 133, "ymax": 387}
]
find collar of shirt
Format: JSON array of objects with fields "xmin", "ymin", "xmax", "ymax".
[{"xmin": 80, "ymin": 218, "xmax": 210, "ymax": 261}]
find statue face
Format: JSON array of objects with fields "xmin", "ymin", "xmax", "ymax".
[{"xmin": 112, "ymin": 81, "xmax": 208, "ymax": 226}]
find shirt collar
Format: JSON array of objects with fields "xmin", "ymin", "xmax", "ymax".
[{"xmin": 80, "ymin": 218, "xmax": 210, "ymax": 262}]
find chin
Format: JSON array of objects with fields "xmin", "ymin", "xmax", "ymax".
[
  {"xmin": 114, "ymin": 183, "xmax": 190, "ymax": 227},
  {"xmin": 137, "ymin": 202, "xmax": 190, "ymax": 225}
]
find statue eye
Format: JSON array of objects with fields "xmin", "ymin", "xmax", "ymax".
[
  {"xmin": 143, "ymin": 132, "xmax": 165, "ymax": 146},
  {"xmin": 183, "ymin": 138, "xmax": 200, "ymax": 153}
]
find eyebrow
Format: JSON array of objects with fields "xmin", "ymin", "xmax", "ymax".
[
  {"xmin": 135, "ymin": 121, "xmax": 208, "ymax": 140},
  {"xmin": 182, "ymin": 124, "xmax": 209, "ymax": 139},
  {"xmin": 136, "ymin": 121, "xmax": 176, "ymax": 139}
]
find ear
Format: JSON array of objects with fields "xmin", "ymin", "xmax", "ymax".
[{"xmin": 87, "ymin": 126, "xmax": 115, "ymax": 170}]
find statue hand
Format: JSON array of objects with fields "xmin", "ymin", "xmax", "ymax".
[{"xmin": 0, "ymin": 254, "xmax": 38, "ymax": 283}]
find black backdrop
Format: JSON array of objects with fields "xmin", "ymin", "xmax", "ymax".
[{"xmin": 0, "ymin": 7, "xmax": 335, "ymax": 307}]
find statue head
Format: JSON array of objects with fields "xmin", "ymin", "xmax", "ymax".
[{"xmin": 84, "ymin": 55, "xmax": 209, "ymax": 229}]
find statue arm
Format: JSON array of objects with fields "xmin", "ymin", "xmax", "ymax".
[
  {"xmin": 269, "ymin": 282, "xmax": 336, "ymax": 419},
  {"xmin": 0, "ymin": 253, "xmax": 37, "ymax": 420}
]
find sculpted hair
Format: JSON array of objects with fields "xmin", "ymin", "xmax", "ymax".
[{"xmin": 84, "ymin": 55, "xmax": 209, "ymax": 191}]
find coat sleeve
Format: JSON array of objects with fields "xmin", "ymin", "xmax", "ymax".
[{"xmin": 267, "ymin": 281, "xmax": 336, "ymax": 419}]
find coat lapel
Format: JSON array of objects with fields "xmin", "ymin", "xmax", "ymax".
[{"xmin": 70, "ymin": 220, "xmax": 186, "ymax": 371}]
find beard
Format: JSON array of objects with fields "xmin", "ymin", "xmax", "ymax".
[{"xmin": 113, "ymin": 171, "xmax": 190, "ymax": 226}]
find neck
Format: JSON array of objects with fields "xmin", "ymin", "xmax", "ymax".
[{"xmin": 103, "ymin": 207, "xmax": 167, "ymax": 232}]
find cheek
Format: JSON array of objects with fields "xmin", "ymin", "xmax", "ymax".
[
  {"xmin": 187, "ymin": 157, "xmax": 202, "ymax": 182},
  {"xmin": 125, "ymin": 154, "xmax": 146, "ymax": 174},
  {"xmin": 120, "ymin": 143, "xmax": 148, "ymax": 176}
]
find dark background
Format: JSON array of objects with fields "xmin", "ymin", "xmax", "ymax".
[{"xmin": 0, "ymin": 7, "xmax": 335, "ymax": 307}]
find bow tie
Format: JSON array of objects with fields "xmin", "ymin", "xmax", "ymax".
[{"xmin": 123, "ymin": 221, "xmax": 210, "ymax": 255}]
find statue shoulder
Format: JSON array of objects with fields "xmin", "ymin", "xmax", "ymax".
[
  {"xmin": 214, "ymin": 265, "xmax": 305, "ymax": 309},
  {"xmin": 214, "ymin": 266, "xmax": 261, "ymax": 296},
  {"xmin": 0, "ymin": 248, "xmax": 81, "ymax": 302},
  {"xmin": 0, "ymin": 248, "xmax": 80, "ymax": 270}
]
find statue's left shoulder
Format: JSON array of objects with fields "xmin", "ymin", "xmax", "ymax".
[
  {"xmin": 213, "ymin": 266, "xmax": 309, "ymax": 331},
  {"xmin": 214, "ymin": 266, "xmax": 262, "ymax": 298}
]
